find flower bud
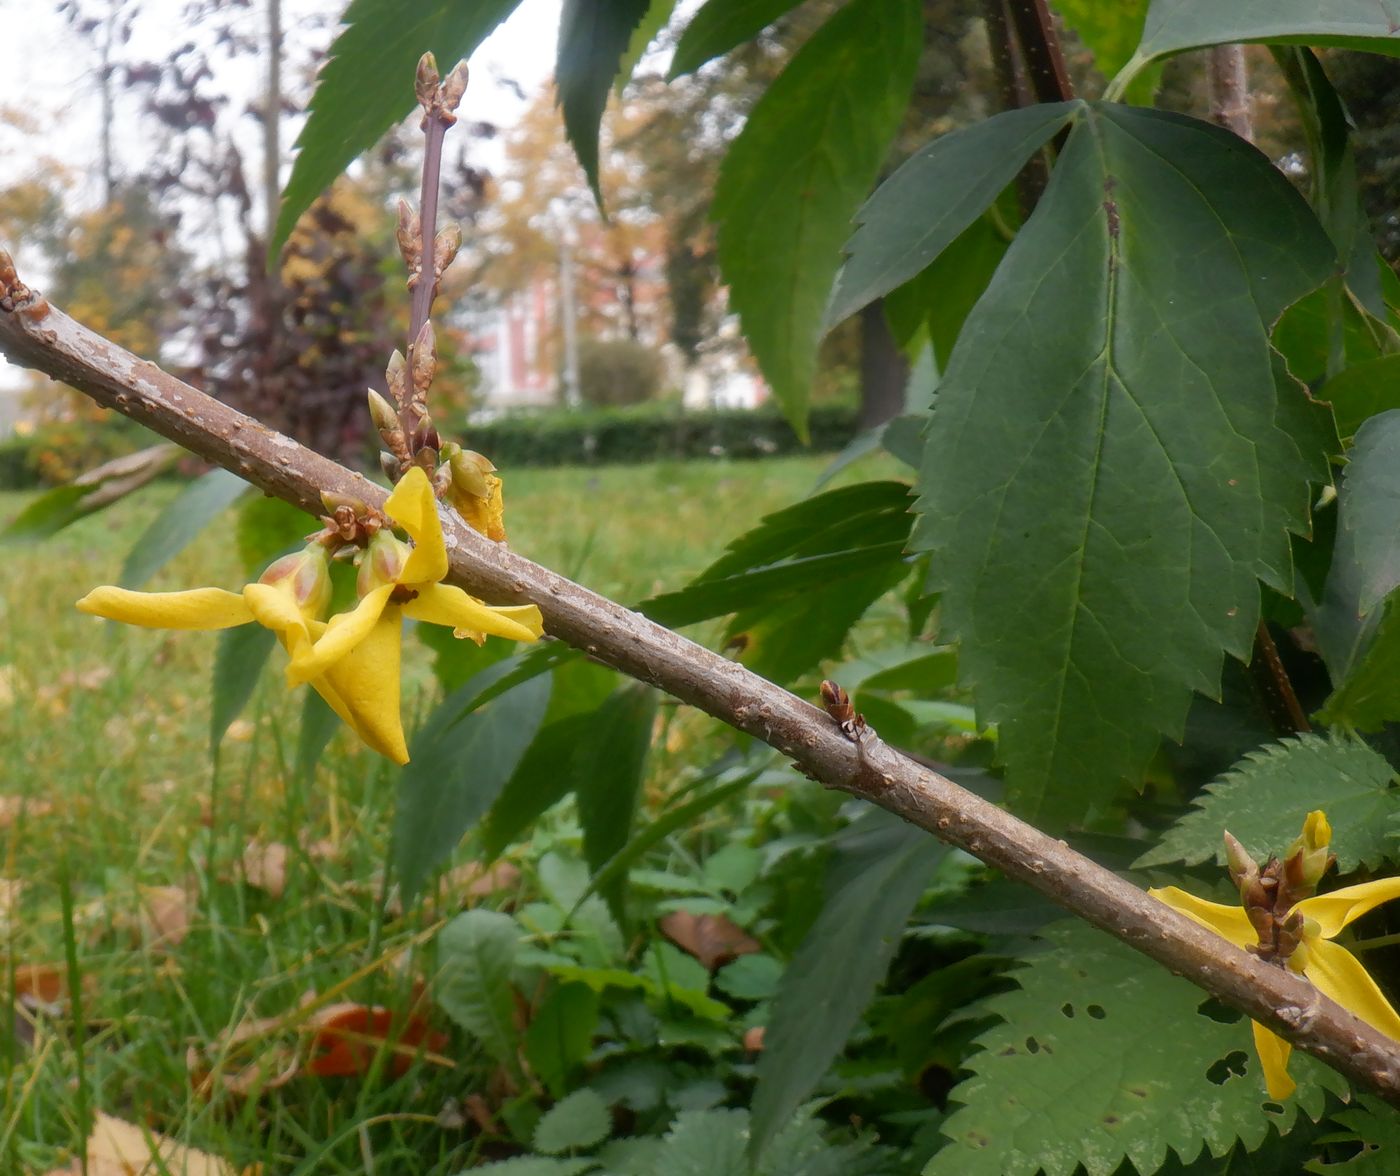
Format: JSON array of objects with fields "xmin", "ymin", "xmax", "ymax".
[
  {"xmin": 449, "ymin": 449, "xmax": 493, "ymax": 499},
  {"xmin": 415, "ymin": 52, "xmax": 440, "ymax": 108},
  {"xmin": 441, "ymin": 61, "xmax": 469, "ymax": 111},
  {"xmin": 359, "ymin": 530, "xmax": 409, "ymax": 595},
  {"xmin": 386, "ymin": 350, "xmax": 408, "ymax": 406},
  {"xmin": 259, "ymin": 544, "xmax": 332, "ymax": 618},
  {"xmin": 368, "ymin": 388, "xmax": 401, "ymax": 439},
  {"xmin": 1284, "ymin": 809, "xmax": 1334, "ymax": 894},
  {"xmin": 411, "ymin": 321, "xmax": 436, "ymax": 397},
  {"xmin": 434, "ymin": 223, "xmax": 462, "ymax": 274},
  {"xmin": 396, "ymin": 199, "xmax": 421, "ymax": 274},
  {"xmin": 1223, "ymin": 831, "xmax": 1259, "ymax": 896}
]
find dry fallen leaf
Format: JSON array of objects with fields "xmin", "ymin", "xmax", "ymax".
[
  {"xmin": 743, "ymin": 1025, "xmax": 766, "ymax": 1052},
  {"xmin": 224, "ymin": 718, "xmax": 256, "ymax": 743},
  {"xmin": 241, "ymin": 840, "xmax": 289, "ymax": 900},
  {"xmin": 139, "ymin": 885, "xmax": 191, "ymax": 948},
  {"xmin": 659, "ymin": 911, "xmax": 761, "ymax": 972},
  {"xmin": 45, "ymin": 1110, "xmax": 243, "ymax": 1175},
  {"xmin": 441, "ymin": 860, "xmax": 522, "ymax": 904},
  {"xmin": 0, "ymin": 794, "xmax": 55, "ymax": 827}
]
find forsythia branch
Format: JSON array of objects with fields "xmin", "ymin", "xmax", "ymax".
[{"xmin": 3, "ymin": 267, "xmax": 1400, "ymax": 1106}]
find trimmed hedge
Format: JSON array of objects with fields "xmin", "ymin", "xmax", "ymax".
[
  {"xmin": 0, "ymin": 404, "xmax": 862, "ymax": 490},
  {"xmin": 460, "ymin": 404, "xmax": 860, "ymax": 468}
]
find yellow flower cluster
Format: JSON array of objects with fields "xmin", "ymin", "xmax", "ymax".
[{"xmin": 76, "ymin": 468, "xmax": 542, "ymax": 763}]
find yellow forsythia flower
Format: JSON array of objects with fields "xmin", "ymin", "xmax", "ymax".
[{"xmin": 1151, "ymin": 810, "xmax": 1400, "ymax": 1099}]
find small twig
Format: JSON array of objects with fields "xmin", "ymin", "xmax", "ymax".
[
  {"xmin": 1207, "ymin": 45, "xmax": 1253, "ymax": 142},
  {"xmin": 1251, "ymin": 622, "xmax": 1313, "ymax": 735},
  {"xmin": 4, "ymin": 279, "xmax": 1400, "ymax": 1106}
]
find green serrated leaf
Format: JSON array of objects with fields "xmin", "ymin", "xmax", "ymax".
[
  {"xmin": 525, "ymin": 982, "xmax": 601, "ymax": 1099},
  {"xmin": 533, "ymin": 1088, "xmax": 613, "ymax": 1155},
  {"xmin": 471, "ymin": 1158, "xmax": 597, "ymax": 1176},
  {"xmin": 273, "ymin": 0, "xmax": 521, "ymax": 256},
  {"xmin": 576, "ymin": 685, "xmax": 658, "ymax": 924},
  {"xmin": 659, "ymin": 1108, "xmax": 750, "ymax": 1176},
  {"xmin": 929, "ymin": 920, "xmax": 1347, "ymax": 1176},
  {"xmin": 120, "ymin": 469, "xmax": 249, "ymax": 589},
  {"xmin": 616, "ymin": 0, "xmax": 677, "ymax": 91},
  {"xmin": 436, "ymin": 909, "xmax": 522, "ymax": 1074},
  {"xmin": 750, "ymin": 808, "xmax": 946, "ymax": 1159},
  {"xmin": 882, "ymin": 212, "xmax": 1010, "ymax": 372},
  {"xmin": 480, "ymin": 713, "xmax": 597, "ymax": 861},
  {"xmin": 393, "ymin": 664, "xmax": 552, "ymax": 899},
  {"xmin": 712, "ymin": 0, "xmax": 922, "ymax": 437},
  {"xmin": 556, "ymin": 0, "xmax": 653, "ymax": 201},
  {"xmin": 913, "ymin": 102, "xmax": 1335, "ymax": 827},
  {"xmin": 1341, "ymin": 410, "xmax": 1400, "ymax": 616},
  {"xmin": 668, "ymin": 0, "xmax": 804, "ymax": 79},
  {"xmin": 1319, "ymin": 357, "xmax": 1400, "ymax": 442},
  {"xmin": 827, "ymin": 101, "xmax": 1078, "ymax": 328},
  {"xmin": 1135, "ymin": 734, "xmax": 1399, "ymax": 873},
  {"xmin": 1319, "ymin": 594, "xmax": 1400, "ymax": 732},
  {"xmin": 1306, "ymin": 1096, "xmax": 1400, "ymax": 1172},
  {"xmin": 209, "ymin": 623, "xmax": 275, "ymax": 753}
]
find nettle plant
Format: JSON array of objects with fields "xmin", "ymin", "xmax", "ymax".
[{"xmin": 10, "ymin": 0, "xmax": 1400, "ymax": 1172}]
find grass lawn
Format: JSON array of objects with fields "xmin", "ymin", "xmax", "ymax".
[{"xmin": 0, "ymin": 451, "xmax": 908, "ymax": 1173}]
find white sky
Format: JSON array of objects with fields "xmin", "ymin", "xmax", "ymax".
[{"xmin": 0, "ymin": 0, "xmax": 567, "ymax": 386}]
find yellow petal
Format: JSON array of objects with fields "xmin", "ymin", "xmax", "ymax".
[
  {"xmin": 1148, "ymin": 886, "xmax": 1257, "ymax": 951},
  {"xmin": 76, "ymin": 586, "xmax": 253, "ymax": 630},
  {"xmin": 318, "ymin": 606, "xmax": 408, "ymax": 764},
  {"xmin": 287, "ymin": 584, "xmax": 394, "ymax": 686},
  {"xmin": 1294, "ymin": 877, "xmax": 1400, "ymax": 939},
  {"xmin": 1304, "ymin": 938, "xmax": 1400, "ymax": 1042},
  {"xmin": 402, "ymin": 583, "xmax": 544, "ymax": 643},
  {"xmin": 1250, "ymin": 1020, "xmax": 1296, "ymax": 1100},
  {"xmin": 243, "ymin": 582, "xmax": 312, "ymax": 639},
  {"xmin": 385, "ymin": 466, "xmax": 449, "ymax": 585}
]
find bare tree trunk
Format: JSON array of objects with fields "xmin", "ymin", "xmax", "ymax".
[
  {"xmin": 263, "ymin": 0, "xmax": 283, "ymax": 237},
  {"xmin": 1207, "ymin": 45, "xmax": 1252, "ymax": 142}
]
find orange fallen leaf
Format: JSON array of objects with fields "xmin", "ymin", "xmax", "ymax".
[
  {"xmin": 659, "ymin": 911, "xmax": 761, "ymax": 972},
  {"xmin": 241, "ymin": 840, "xmax": 289, "ymax": 900},
  {"xmin": 743, "ymin": 1025, "xmax": 766, "ymax": 1052},
  {"xmin": 45, "ymin": 1110, "xmax": 245, "ymax": 1175},
  {"xmin": 305, "ymin": 1001, "xmax": 451, "ymax": 1077}
]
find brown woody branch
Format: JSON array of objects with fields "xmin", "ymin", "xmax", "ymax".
[{"xmin": 3, "ymin": 272, "xmax": 1400, "ymax": 1106}]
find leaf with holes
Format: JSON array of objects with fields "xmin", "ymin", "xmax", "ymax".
[
  {"xmin": 1306, "ymin": 1096, "xmax": 1400, "ymax": 1173},
  {"xmin": 712, "ymin": 0, "xmax": 922, "ymax": 436},
  {"xmin": 929, "ymin": 920, "xmax": 1346, "ymax": 1176},
  {"xmin": 1135, "ymin": 735, "xmax": 1399, "ymax": 873},
  {"xmin": 913, "ymin": 102, "xmax": 1334, "ymax": 827}
]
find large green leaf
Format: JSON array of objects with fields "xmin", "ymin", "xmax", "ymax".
[
  {"xmin": 272, "ymin": 0, "xmax": 521, "ymax": 256},
  {"xmin": 556, "ymin": 0, "xmax": 653, "ymax": 201},
  {"xmin": 1320, "ymin": 357, "xmax": 1400, "ymax": 442},
  {"xmin": 119, "ymin": 468, "xmax": 250, "ymax": 588},
  {"xmin": 750, "ymin": 808, "xmax": 946, "ymax": 1159},
  {"xmin": 1122, "ymin": 0, "xmax": 1400, "ymax": 92},
  {"xmin": 209, "ymin": 624, "xmax": 276, "ymax": 754},
  {"xmin": 827, "ymin": 102, "xmax": 1078, "ymax": 327},
  {"xmin": 1319, "ymin": 595, "xmax": 1400, "ymax": 732},
  {"xmin": 533, "ymin": 1088, "xmax": 612, "ymax": 1155},
  {"xmin": 393, "ymin": 662, "xmax": 552, "ymax": 898},
  {"xmin": 436, "ymin": 909, "xmax": 522, "ymax": 1074},
  {"xmin": 712, "ymin": 0, "xmax": 922, "ymax": 436},
  {"xmin": 913, "ymin": 102, "xmax": 1335, "ymax": 827},
  {"xmin": 575, "ymin": 685, "xmax": 659, "ymax": 923},
  {"xmin": 1307, "ymin": 1097, "xmax": 1400, "ymax": 1173},
  {"xmin": 1340, "ymin": 410, "xmax": 1400, "ymax": 616},
  {"xmin": 1135, "ymin": 734, "xmax": 1399, "ymax": 873},
  {"xmin": 929, "ymin": 920, "xmax": 1346, "ymax": 1176},
  {"xmin": 524, "ymin": 981, "xmax": 601, "ymax": 1099},
  {"xmin": 668, "ymin": 0, "xmax": 804, "ymax": 79}
]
